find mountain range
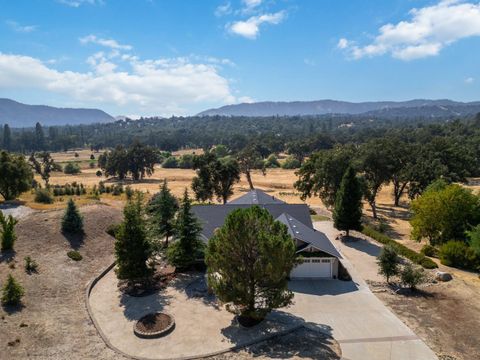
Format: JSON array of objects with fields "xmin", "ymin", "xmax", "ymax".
[
  {"xmin": 0, "ymin": 98, "xmax": 114, "ymax": 127},
  {"xmin": 198, "ymin": 99, "xmax": 480, "ymax": 118}
]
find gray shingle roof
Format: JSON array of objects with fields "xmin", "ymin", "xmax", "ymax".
[
  {"xmin": 192, "ymin": 203, "xmax": 313, "ymax": 240},
  {"xmin": 227, "ymin": 189, "xmax": 286, "ymax": 205},
  {"xmin": 276, "ymin": 213, "xmax": 342, "ymax": 258}
]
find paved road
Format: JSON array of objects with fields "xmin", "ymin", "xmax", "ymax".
[{"xmin": 285, "ymin": 221, "xmax": 437, "ymax": 360}]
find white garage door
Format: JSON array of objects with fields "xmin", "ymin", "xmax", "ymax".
[{"xmin": 290, "ymin": 258, "xmax": 332, "ymax": 278}]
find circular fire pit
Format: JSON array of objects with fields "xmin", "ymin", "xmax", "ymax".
[{"xmin": 134, "ymin": 312, "xmax": 175, "ymax": 338}]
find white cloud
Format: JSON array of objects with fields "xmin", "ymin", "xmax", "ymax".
[
  {"xmin": 242, "ymin": 0, "xmax": 262, "ymax": 12},
  {"xmin": 0, "ymin": 52, "xmax": 238, "ymax": 115},
  {"xmin": 237, "ymin": 96, "xmax": 254, "ymax": 103},
  {"xmin": 339, "ymin": 0, "xmax": 480, "ymax": 61},
  {"xmin": 6, "ymin": 20, "xmax": 37, "ymax": 33},
  {"xmin": 229, "ymin": 11, "xmax": 285, "ymax": 39},
  {"xmin": 79, "ymin": 34, "xmax": 132, "ymax": 50},
  {"xmin": 57, "ymin": 0, "xmax": 104, "ymax": 7},
  {"xmin": 215, "ymin": 2, "xmax": 232, "ymax": 17},
  {"xmin": 465, "ymin": 76, "xmax": 475, "ymax": 83}
]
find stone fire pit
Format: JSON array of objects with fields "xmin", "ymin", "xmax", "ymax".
[{"xmin": 134, "ymin": 312, "xmax": 175, "ymax": 339}]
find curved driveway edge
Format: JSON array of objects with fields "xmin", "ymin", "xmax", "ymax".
[{"xmin": 85, "ymin": 264, "xmax": 308, "ymax": 360}]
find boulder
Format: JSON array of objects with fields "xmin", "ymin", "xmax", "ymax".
[{"xmin": 435, "ymin": 271, "xmax": 452, "ymax": 282}]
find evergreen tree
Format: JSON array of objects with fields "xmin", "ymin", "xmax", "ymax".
[
  {"xmin": 35, "ymin": 122, "xmax": 45, "ymax": 150},
  {"xmin": 377, "ymin": 245, "xmax": 400, "ymax": 283},
  {"xmin": 61, "ymin": 199, "xmax": 84, "ymax": 234},
  {"xmin": 206, "ymin": 206, "xmax": 296, "ymax": 322},
  {"xmin": 0, "ymin": 212, "xmax": 18, "ymax": 251},
  {"xmin": 148, "ymin": 179, "xmax": 178, "ymax": 247},
  {"xmin": 333, "ymin": 166, "xmax": 363, "ymax": 236},
  {"xmin": 115, "ymin": 195, "xmax": 153, "ymax": 282},
  {"xmin": 1, "ymin": 274, "xmax": 25, "ymax": 306},
  {"xmin": 166, "ymin": 189, "xmax": 203, "ymax": 269},
  {"xmin": 214, "ymin": 156, "xmax": 240, "ymax": 204},
  {"xmin": 2, "ymin": 124, "xmax": 11, "ymax": 151}
]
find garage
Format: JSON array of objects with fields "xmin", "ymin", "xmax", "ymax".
[{"xmin": 290, "ymin": 257, "xmax": 333, "ymax": 278}]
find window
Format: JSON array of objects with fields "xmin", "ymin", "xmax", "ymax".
[{"xmin": 321, "ymin": 259, "xmax": 331, "ymax": 263}]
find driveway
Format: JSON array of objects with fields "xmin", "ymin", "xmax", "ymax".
[{"xmin": 285, "ymin": 221, "xmax": 437, "ymax": 360}]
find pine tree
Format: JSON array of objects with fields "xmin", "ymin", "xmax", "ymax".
[
  {"xmin": 2, "ymin": 124, "xmax": 11, "ymax": 151},
  {"xmin": 333, "ymin": 166, "xmax": 363, "ymax": 237},
  {"xmin": 115, "ymin": 195, "xmax": 153, "ymax": 282},
  {"xmin": 166, "ymin": 189, "xmax": 203, "ymax": 269},
  {"xmin": 61, "ymin": 199, "xmax": 84, "ymax": 234},
  {"xmin": 1, "ymin": 274, "xmax": 25, "ymax": 306},
  {"xmin": 148, "ymin": 179, "xmax": 178, "ymax": 247},
  {"xmin": 0, "ymin": 212, "xmax": 18, "ymax": 251},
  {"xmin": 205, "ymin": 206, "xmax": 296, "ymax": 322},
  {"xmin": 35, "ymin": 122, "xmax": 45, "ymax": 151}
]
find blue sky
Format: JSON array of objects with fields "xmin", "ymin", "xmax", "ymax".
[{"xmin": 0, "ymin": 0, "xmax": 479, "ymax": 117}]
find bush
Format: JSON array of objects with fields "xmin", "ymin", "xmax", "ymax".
[
  {"xmin": 264, "ymin": 154, "xmax": 280, "ymax": 168},
  {"xmin": 89, "ymin": 161, "xmax": 96, "ymax": 169},
  {"xmin": 34, "ymin": 188, "xmax": 54, "ymax": 204},
  {"xmin": 67, "ymin": 250, "xmax": 82, "ymax": 261},
  {"xmin": 24, "ymin": 256, "xmax": 38, "ymax": 273},
  {"xmin": 96, "ymin": 170, "xmax": 102, "ymax": 177},
  {"xmin": 178, "ymin": 154, "xmax": 194, "ymax": 169},
  {"xmin": 1, "ymin": 274, "xmax": 24, "ymax": 306},
  {"xmin": 281, "ymin": 156, "xmax": 301, "ymax": 169},
  {"xmin": 362, "ymin": 225, "xmax": 438, "ymax": 269},
  {"xmin": 90, "ymin": 154, "xmax": 95, "ymax": 160},
  {"xmin": 125, "ymin": 186, "xmax": 134, "ymax": 200},
  {"xmin": 63, "ymin": 162, "xmax": 81, "ymax": 175},
  {"xmin": 62, "ymin": 199, "xmax": 84, "ymax": 234},
  {"xmin": 439, "ymin": 241, "xmax": 478, "ymax": 270},
  {"xmin": 0, "ymin": 212, "xmax": 18, "ymax": 251},
  {"xmin": 162, "ymin": 156, "xmax": 178, "ymax": 168},
  {"xmin": 106, "ymin": 224, "xmax": 120, "ymax": 238},
  {"xmin": 377, "ymin": 245, "xmax": 399, "ymax": 282},
  {"xmin": 400, "ymin": 263, "xmax": 426, "ymax": 290},
  {"xmin": 421, "ymin": 244, "xmax": 438, "ymax": 258}
]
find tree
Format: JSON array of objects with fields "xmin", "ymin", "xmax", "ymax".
[
  {"xmin": 0, "ymin": 212, "xmax": 18, "ymax": 251},
  {"xmin": 61, "ymin": 199, "xmax": 84, "ymax": 234},
  {"xmin": 333, "ymin": 167, "xmax": 363, "ymax": 237},
  {"xmin": 360, "ymin": 140, "xmax": 394, "ymax": 219},
  {"xmin": 466, "ymin": 224, "xmax": 480, "ymax": 257},
  {"xmin": 115, "ymin": 195, "xmax": 153, "ymax": 282},
  {"xmin": 410, "ymin": 183, "xmax": 480, "ymax": 245},
  {"xmin": 0, "ymin": 151, "xmax": 33, "ymax": 201},
  {"xmin": 214, "ymin": 156, "xmax": 240, "ymax": 204},
  {"xmin": 377, "ymin": 245, "xmax": 400, "ymax": 283},
  {"xmin": 1, "ymin": 274, "xmax": 25, "ymax": 306},
  {"xmin": 148, "ymin": 179, "xmax": 179, "ymax": 247},
  {"xmin": 29, "ymin": 152, "xmax": 56, "ymax": 187},
  {"xmin": 3, "ymin": 124, "xmax": 11, "ymax": 151},
  {"xmin": 295, "ymin": 145, "xmax": 355, "ymax": 208},
  {"xmin": 35, "ymin": 122, "xmax": 45, "ymax": 150},
  {"xmin": 206, "ymin": 206, "xmax": 296, "ymax": 323},
  {"xmin": 191, "ymin": 152, "xmax": 217, "ymax": 202},
  {"xmin": 237, "ymin": 146, "xmax": 264, "ymax": 190},
  {"xmin": 166, "ymin": 189, "xmax": 203, "ymax": 269},
  {"xmin": 63, "ymin": 162, "xmax": 81, "ymax": 174}
]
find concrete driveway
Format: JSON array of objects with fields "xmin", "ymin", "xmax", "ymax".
[{"xmin": 285, "ymin": 221, "xmax": 437, "ymax": 360}]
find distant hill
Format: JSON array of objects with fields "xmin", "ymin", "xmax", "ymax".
[
  {"xmin": 198, "ymin": 99, "xmax": 480, "ymax": 118},
  {"xmin": 0, "ymin": 98, "xmax": 114, "ymax": 127}
]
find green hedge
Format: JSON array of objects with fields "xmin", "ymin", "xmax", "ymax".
[{"xmin": 362, "ymin": 225, "xmax": 437, "ymax": 269}]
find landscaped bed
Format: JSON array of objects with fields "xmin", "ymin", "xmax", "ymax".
[{"xmin": 134, "ymin": 312, "xmax": 175, "ymax": 338}]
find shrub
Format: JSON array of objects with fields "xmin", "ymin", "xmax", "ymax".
[
  {"xmin": 362, "ymin": 225, "xmax": 438, "ymax": 269},
  {"xmin": 377, "ymin": 245, "xmax": 400, "ymax": 283},
  {"xmin": 1, "ymin": 274, "xmax": 24, "ymax": 306},
  {"xmin": 62, "ymin": 199, "xmax": 84, "ymax": 234},
  {"xmin": 90, "ymin": 154, "xmax": 95, "ymax": 160},
  {"xmin": 421, "ymin": 244, "xmax": 438, "ymax": 258},
  {"xmin": 63, "ymin": 162, "xmax": 81, "ymax": 175},
  {"xmin": 264, "ymin": 154, "xmax": 280, "ymax": 168},
  {"xmin": 34, "ymin": 188, "xmax": 54, "ymax": 204},
  {"xmin": 96, "ymin": 170, "xmax": 102, "ymax": 177},
  {"xmin": 74, "ymin": 152, "xmax": 79, "ymax": 158},
  {"xmin": 162, "ymin": 156, "xmax": 178, "ymax": 168},
  {"xmin": 281, "ymin": 156, "xmax": 301, "ymax": 169},
  {"xmin": 106, "ymin": 223, "xmax": 120, "ymax": 238},
  {"xmin": 67, "ymin": 250, "xmax": 82, "ymax": 261},
  {"xmin": 125, "ymin": 186, "xmax": 134, "ymax": 200},
  {"xmin": 178, "ymin": 154, "xmax": 194, "ymax": 169},
  {"xmin": 439, "ymin": 241, "xmax": 478, "ymax": 270},
  {"xmin": 24, "ymin": 256, "xmax": 38, "ymax": 273},
  {"xmin": 0, "ymin": 212, "xmax": 18, "ymax": 251},
  {"xmin": 89, "ymin": 161, "xmax": 95, "ymax": 169},
  {"xmin": 400, "ymin": 263, "xmax": 426, "ymax": 290}
]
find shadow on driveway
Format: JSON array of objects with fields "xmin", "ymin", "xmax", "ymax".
[{"xmin": 289, "ymin": 279, "xmax": 359, "ymax": 296}]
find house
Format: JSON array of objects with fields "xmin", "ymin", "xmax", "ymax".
[{"xmin": 192, "ymin": 189, "xmax": 342, "ymax": 279}]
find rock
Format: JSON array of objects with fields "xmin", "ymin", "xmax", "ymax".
[{"xmin": 435, "ymin": 271, "xmax": 452, "ymax": 282}]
